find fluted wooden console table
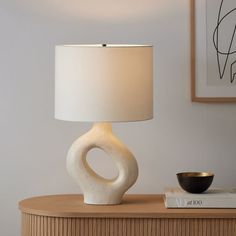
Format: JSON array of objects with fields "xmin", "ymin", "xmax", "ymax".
[{"xmin": 19, "ymin": 194, "xmax": 236, "ymax": 236}]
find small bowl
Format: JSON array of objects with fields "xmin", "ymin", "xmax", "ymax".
[{"xmin": 177, "ymin": 172, "xmax": 214, "ymax": 193}]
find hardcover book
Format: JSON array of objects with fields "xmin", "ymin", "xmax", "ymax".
[{"xmin": 164, "ymin": 188, "xmax": 236, "ymax": 208}]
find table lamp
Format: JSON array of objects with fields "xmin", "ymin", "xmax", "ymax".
[{"xmin": 55, "ymin": 44, "xmax": 153, "ymax": 205}]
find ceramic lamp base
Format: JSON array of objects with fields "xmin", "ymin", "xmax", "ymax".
[{"xmin": 66, "ymin": 123, "xmax": 138, "ymax": 205}]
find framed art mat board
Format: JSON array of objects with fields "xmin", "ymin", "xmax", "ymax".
[{"xmin": 191, "ymin": 0, "xmax": 236, "ymax": 102}]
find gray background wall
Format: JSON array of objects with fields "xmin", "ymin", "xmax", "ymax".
[{"xmin": 1, "ymin": 0, "xmax": 236, "ymax": 235}]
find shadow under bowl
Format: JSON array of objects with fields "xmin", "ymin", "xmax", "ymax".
[{"xmin": 177, "ymin": 172, "xmax": 214, "ymax": 194}]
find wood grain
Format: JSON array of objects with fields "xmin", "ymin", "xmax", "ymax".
[
  {"xmin": 19, "ymin": 194, "xmax": 236, "ymax": 236},
  {"xmin": 21, "ymin": 213, "xmax": 236, "ymax": 236},
  {"xmin": 19, "ymin": 194, "xmax": 236, "ymax": 218}
]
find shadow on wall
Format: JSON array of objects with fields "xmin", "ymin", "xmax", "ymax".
[{"xmin": 2, "ymin": 0, "xmax": 169, "ymax": 22}]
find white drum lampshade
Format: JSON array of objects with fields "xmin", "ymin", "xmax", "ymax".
[{"xmin": 55, "ymin": 44, "xmax": 153, "ymax": 205}]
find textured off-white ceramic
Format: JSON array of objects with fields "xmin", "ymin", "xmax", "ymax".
[{"xmin": 67, "ymin": 123, "xmax": 138, "ymax": 205}]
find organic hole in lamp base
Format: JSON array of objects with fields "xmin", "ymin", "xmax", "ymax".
[
  {"xmin": 86, "ymin": 147, "xmax": 119, "ymax": 180},
  {"xmin": 66, "ymin": 122, "xmax": 139, "ymax": 205}
]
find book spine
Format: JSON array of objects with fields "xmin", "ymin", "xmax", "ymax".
[{"xmin": 165, "ymin": 197, "xmax": 236, "ymax": 208}]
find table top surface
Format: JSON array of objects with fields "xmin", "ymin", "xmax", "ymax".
[{"xmin": 19, "ymin": 194, "xmax": 236, "ymax": 218}]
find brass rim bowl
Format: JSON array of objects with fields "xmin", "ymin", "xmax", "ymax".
[{"xmin": 176, "ymin": 172, "xmax": 214, "ymax": 194}]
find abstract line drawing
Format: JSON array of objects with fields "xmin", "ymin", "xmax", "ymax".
[{"xmin": 213, "ymin": 0, "xmax": 236, "ymax": 83}]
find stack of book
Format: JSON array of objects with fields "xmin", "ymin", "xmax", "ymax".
[{"xmin": 164, "ymin": 187, "xmax": 236, "ymax": 208}]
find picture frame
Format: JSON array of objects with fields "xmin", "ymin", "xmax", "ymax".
[{"xmin": 191, "ymin": 0, "xmax": 236, "ymax": 103}]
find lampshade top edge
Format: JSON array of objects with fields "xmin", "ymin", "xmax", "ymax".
[{"xmin": 55, "ymin": 44, "xmax": 153, "ymax": 48}]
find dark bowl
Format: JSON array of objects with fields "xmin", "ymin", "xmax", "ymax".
[{"xmin": 177, "ymin": 172, "xmax": 214, "ymax": 194}]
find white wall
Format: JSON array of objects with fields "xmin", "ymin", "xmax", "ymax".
[{"xmin": 1, "ymin": 0, "xmax": 236, "ymax": 235}]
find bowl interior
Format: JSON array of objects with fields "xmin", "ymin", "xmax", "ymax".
[{"xmin": 177, "ymin": 172, "xmax": 214, "ymax": 178}]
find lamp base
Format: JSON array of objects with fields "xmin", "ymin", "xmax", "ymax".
[{"xmin": 67, "ymin": 123, "xmax": 138, "ymax": 205}]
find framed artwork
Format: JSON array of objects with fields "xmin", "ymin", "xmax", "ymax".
[{"xmin": 191, "ymin": 0, "xmax": 236, "ymax": 102}]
